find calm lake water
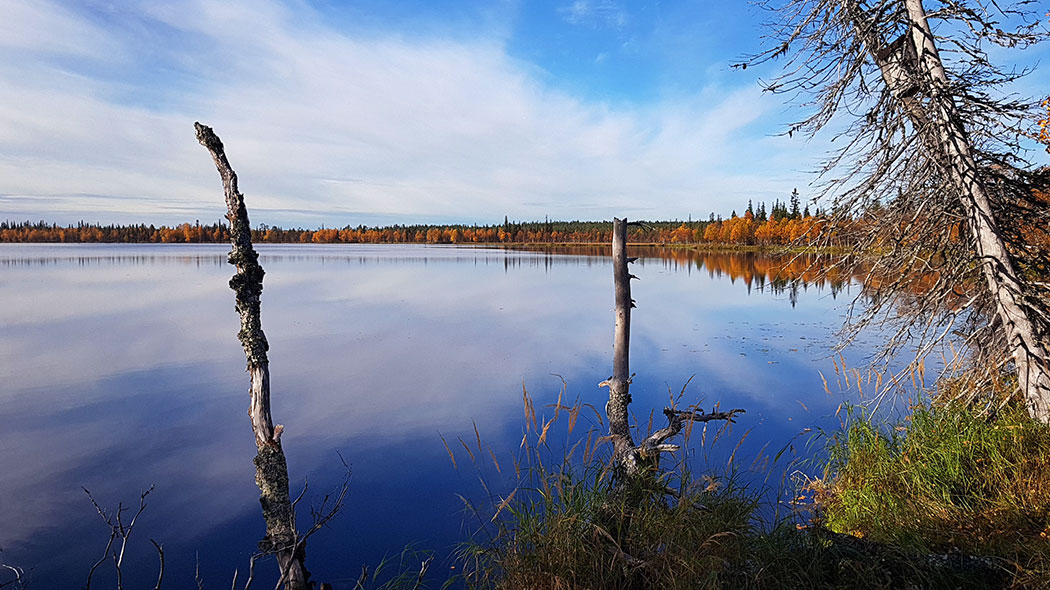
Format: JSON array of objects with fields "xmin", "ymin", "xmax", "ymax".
[{"xmin": 0, "ymin": 243, "xmax": 878, "ymax": 588}]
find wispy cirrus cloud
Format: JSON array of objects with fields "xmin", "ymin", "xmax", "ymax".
[{"xmin": 558, "ymin": 0, "xmax": 629, "ymax": 30}]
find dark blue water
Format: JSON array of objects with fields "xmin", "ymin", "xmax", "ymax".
[{"xmin": 0, "ymin": 243, "xmax": 880, "ymax": 589}]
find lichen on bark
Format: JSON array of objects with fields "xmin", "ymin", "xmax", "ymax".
[{"xmin": 196, "ymin": 121, "xmax": 310, "ymax": 589}]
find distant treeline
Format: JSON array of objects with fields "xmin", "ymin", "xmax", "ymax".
[{"xmin": 1, "ymin": 197, "xmax": 823, "ymax": 246}]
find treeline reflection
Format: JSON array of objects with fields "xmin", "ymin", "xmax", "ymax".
[
  {"xmin": 514, "ymin": 245, "xmax": 856, "ymax": 300},
  {"xmin": 641, "ymin": 247, "xmax": 852, "ymax": 296},
  {"xmin": 0, "ymin": 245, "xmax": 859, "ymax": 297}
]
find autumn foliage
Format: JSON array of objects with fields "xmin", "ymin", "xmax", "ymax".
[
  {"xmin": 1038, "ymin": 96, "xmax": 1050, "ymax": 154},
  {"xmin": 1, "ymin": 200, "xmax": 823, "ymax": 247}
]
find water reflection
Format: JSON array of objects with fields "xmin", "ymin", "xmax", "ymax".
[
  {"xmin": 0, "ymin": 244, "xmax": 870, "ymax": 589},
  {"xmin": 0, "ymin": 244, "xmax": 617, "ymax": 271},
  {"xmin": 508, "ymin": 244, "xmax": 862, "ymax": 299}
]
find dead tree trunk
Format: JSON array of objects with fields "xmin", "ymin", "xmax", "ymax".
[
  {"xmin": 600, "ymin": 218, "xmax": 637, "ymax": 475},
  {"xmin": 194, "ymin": 122, "xmax": 310, "ymax": 589},
  {"xmin": 593, "ymin": 217, "xmax": 744, "ymax": 569},
  {"xmin": 864, "ymin": 0, "xmax": 1050, "ymax": 422},
  {"xmin": 599, "ymin": 219, "xmax": 743, "ymax": 480}
]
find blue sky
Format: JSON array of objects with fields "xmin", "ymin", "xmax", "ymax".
[{"xmin": 0, "ymin": 0, "xmax": 1046, "ymax": 228}]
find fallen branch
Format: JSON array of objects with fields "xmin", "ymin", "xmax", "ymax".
[{"xmin": 639, "ymin": 407, "xmax": 746, "ymax": 455}]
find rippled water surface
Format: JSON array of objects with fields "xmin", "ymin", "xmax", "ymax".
[{"xmin": 0, "ymin": 243, "xmax": 874, "ymax": 588}]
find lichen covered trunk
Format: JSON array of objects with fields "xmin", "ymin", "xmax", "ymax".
[{"xmin": 195, "ymin": 122, "xmax": 310, "ymax": 588}]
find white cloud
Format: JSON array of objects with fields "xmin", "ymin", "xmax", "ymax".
[
  {"xmin": 559, "ymin": 0, "xmax": 628, "ymax": 30},
  {"xmin": 0, "ymin": 0, "xmax": 123, "ymax": 60},
  {"xmin": 0, "ymin": 0, "xmax": 807, "ymax": 226}
]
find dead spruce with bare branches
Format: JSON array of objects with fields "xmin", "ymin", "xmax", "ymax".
[{"xmin": 744, "ymin": 0, "xmax": 1050, "ymax": 420}]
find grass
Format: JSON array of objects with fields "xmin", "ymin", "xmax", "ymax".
[
  {"xmin": 449, "ymin": 386, "xmax": 1050, "ymax": 589},
  {"xmin": 814, "ymin": 401, "xmax": 1050, "ymax": 587},
  {"xmin": 458, "ymin": 452, "xmax": 758, "ymax": 589},
  {"xmin": 452, "ymin": 385, "xmax": 761, "ymax": 590}
]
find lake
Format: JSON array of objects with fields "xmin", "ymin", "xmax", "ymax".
[{"xmin": 0, "ymin": 243, "xmax": 878, "ymax": 588}]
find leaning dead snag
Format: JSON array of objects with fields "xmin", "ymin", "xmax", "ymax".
[
  {"xmin": 842, "ymin": 0, "xmax": 1050, "ymax": 420},
  {"xmin": 194, "ymin": 122, "xmax": 309, "ymax": 590},
  {"xmin": 599, "ymin": 218, "xmax": 744, "ymax": 480},
  {"xmin": 882, "ymin": 1, "xmax": 1050, "ymax": 422},
  {"xmin": 748, "ymin": 0, "xmax": 1050, "ymax": 421}
]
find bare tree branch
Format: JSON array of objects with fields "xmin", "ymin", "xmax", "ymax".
[
  {"xmin": 353, "ymin": 565, "xmax": 369, "ymax": 590},
  {"xmin": 0, "ymin": 550, "xmax": 26, "ymax": 590},
  {"xmin": 639, "ymin": 407, "xmax": 746, "ymax": 454},
  {"xmin": 83, "ymin": 486, "xmax": 156, "ymax": 590},
  {"xmin": 150, "ymin": 539, "xmax": 164, "ymax": 590}
]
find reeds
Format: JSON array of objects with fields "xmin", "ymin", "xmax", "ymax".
[{"xmin": 449, "ymin": 383, "xmax": 773, "ymax": 590}]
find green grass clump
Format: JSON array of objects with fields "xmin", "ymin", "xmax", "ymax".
[
  {"xmin": 816, "ymin": 402, "xmax": 1050, "ymax": 585},
  {"xmin": 462, "ymin": 462, "xmax": 757, "ymax": 590}
]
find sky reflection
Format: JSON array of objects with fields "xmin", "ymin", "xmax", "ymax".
[{"xmin": 0, "ymin": 243, "xmax": 876, "ymax": 588}]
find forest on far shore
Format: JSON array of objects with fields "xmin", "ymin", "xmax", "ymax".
[{"xmin": 2, "ymin": 197, "xmax": 827, "ymax": 247}]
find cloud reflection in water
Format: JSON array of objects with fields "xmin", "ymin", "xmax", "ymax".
[{"xmin": 0, "ymin": 243, "xmax": 866, "ymax": 588}]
